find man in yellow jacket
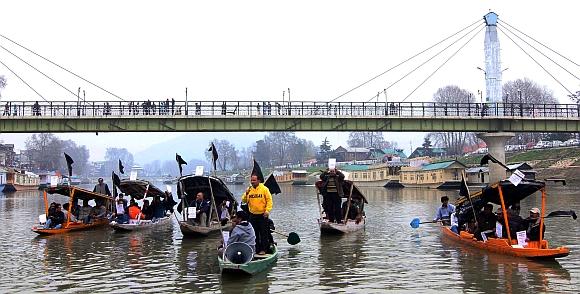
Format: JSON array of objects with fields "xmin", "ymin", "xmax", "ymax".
[{"xmin": 242, "ymin": 174, "xmax": 273, "ymax": 255}]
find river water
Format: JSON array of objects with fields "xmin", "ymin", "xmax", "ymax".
[{"xmin": 0, "ymin": 184, "xmax": 578, "ymax": 293}]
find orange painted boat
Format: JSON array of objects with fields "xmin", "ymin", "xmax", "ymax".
[
  {"xmin": 440, "ymin": 226, "xmax": 569, "ymax": 259},
  {"xmin": 449, "ymin": 178, "xmax": 571, "ymax": 259},
  {"xmin": 32, "ymin": 218, "xmax": 110, "ymax": 235},
  {"xmin": 31, "ymin": 185, "xmax": 113, "ymax": 235}
]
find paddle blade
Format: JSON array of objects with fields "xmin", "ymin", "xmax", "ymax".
[
  {"xmin": 410, "ymin": 218, "xmax": 420, "ymax": 229},
  {"xmin": 287, "ymin": 232, "xmax": 300, "ymax": 245}
]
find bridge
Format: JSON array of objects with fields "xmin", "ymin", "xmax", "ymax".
[{"xmin": 0, "ymin": 100, "xmax": 578, "ymax": 133}]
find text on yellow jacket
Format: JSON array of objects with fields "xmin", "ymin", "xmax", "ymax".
[{"xmin": 241, "ymin": 183, "xmax": 273, "ymax": 215}]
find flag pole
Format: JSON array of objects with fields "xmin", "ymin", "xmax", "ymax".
[
  {"xmin": 207, "ymin": 144, "xmax": 224, "ymax": 240},
  {"xmin": 462, "ymin": 171, "xmax": 479, "ymax": 231}
]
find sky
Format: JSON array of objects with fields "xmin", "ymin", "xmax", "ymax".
[{"xmin": 0, "ymin": 1, "xmax": 578, "ymax": 162}]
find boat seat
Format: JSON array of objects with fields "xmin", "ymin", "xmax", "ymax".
[{"xmin": 253, "ymin": 253, "xmax": 271, "ymax": 259}]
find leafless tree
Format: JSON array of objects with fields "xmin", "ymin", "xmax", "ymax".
[
  {"xmin": 347, "ymin": 132, "xmax": 395, "ymax": 149},
  {"xmin": 429, "ymin": 85, "xmax": 477, "ymax": 156}
]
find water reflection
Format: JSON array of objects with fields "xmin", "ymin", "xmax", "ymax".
[{"xmin": 318, "ymin": 233, "xmax": 365, "ymax": 290}]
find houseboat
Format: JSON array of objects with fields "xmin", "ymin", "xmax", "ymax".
[
  {"xmin": 340, "ymin": 161, "xmax": 406, "ymax": 187},
  {"xmin": 465, "ymin": 162, "xmax": 536, "ymax": 187},
  {"xmin": 291, "ymin": 170, "xmax": 309, "ymax": 185},
  {"xmin": 3, "ymin": 169, "xmax": 41, "ymax": 192},
  {"xmin": 399, "ymin": 160, "xmax": 466, "ymax": 189},
  {"xmin": 0, "ymin": 168, "xmax": 7, "ymax": 191},
  {"xmin": 273, "ymin": 171, "xmax": 293, "ymax": 184},
  {"xmin": 225, "ymin": 173, "xmax": 246, "ymax": 185}
]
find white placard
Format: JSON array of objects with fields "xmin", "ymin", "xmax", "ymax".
[
  {"xmin": 130, "ymin": 170, "xmax": 138, "ymax": 181},
  {"xmin": 508, "ymin": 169, "xmax": 525, "ymax": 186},
  {"xmin": 495, "ymin": 222, "xmax": 503, "ymax": 238},
  {"xmin": 166, "ymin": 185, "xmax": 172, "ymax": 193},
  {"xmin": 187, "ymin": 207, "xmax": 197, "ymax": 219},
  {"xmin": 516, "ymin": 230, "xmax": 527, "ymax": 247},
  {"xmin": 50, "ymin": 176, "xmax": 59, "ymax": 187},
  {"xmin": 328, "ymin": 158, "xmax": 336, "ymax": 170},
  {"xmin": 116, "ymin": 203, "xmax": 125, "ymax": 214},
  {"xmin": 481, "ymin": 232, "xmax": 488, "ymax": 242},
  {"xmin": 195, "ymin": 166, "xmax": 204, "ymax": 176},
  {"xmin": 222, "ymin": 231, "xmax": 230, "ymax": 245}
]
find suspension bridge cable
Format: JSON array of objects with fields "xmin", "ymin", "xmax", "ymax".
[
  {"xmin": 0, "ymin": 58, "xmax": 48, "ymax": 102},
  {"xmin": 500, "ymin": 20, "xmax": 580, "ymax": 68},
  {"xmin": 0, "ymin": 33, "xmax": 126, "ymax": 101},
  {"xmin": 497, "ymin": 26, "xmax": 575, "ymax": 96},
  {"xmin": 498, "ymin": 22, "xmax": 580, "ymax": 81},
  {"xmin": 0, "ymin": 44, "xmax": 80, "ymax": 100},
  {"xmin": 367, "ymin": 22, "xmax": 485, "ymax": 102},
  {"xmin": 401, "ymin": 24, "xmax": 485, "ymax": 102},
  {"xmin": 328, "ymin": 18, "xmax": 482, "ymax": 103}
]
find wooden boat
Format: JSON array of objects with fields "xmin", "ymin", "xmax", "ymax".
[
  {"xmin": 110, "ymin": 216, "xmax": 172, "ymax": 232},
  {"xmin": 445, "ymin": 179, "xmax": 570, "ymax": 259},
  {"xmin": 219, "ymin": 245, "xmax": 279, "ymax": 275},
  {"xmin": 3, "ymin": 168, "xmax": 40, "ymax": 192},
  {"xmin": 291, "ymin": 170, "xmax": 309, "ymax": 185},
  {"xmin": 110, "ymin": 179, "xmax": 172, "ymax": 232},
  {"xmin": 177, "ymin": 175, "xmax": 237, "ymax": 237},
  {"xmin": 316, "ymin": 179, "xmax": 368, "ymax": 234},
  {"xmin": 31, "ymin": 185, "xmax": 113, "ymax": 235},
  {"xmin": 224, "ymin": 173, "xmax": 245, "ymax": 185}
]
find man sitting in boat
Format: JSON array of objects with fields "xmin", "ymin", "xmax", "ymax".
[
  {"xmin": 496, "ymin": 206, "xmax": 526, "ymax": 239},
  {"xmin": 43, "ymin": 204, "xmax": 65, "ymax": 229},
  {"xmin": 150, "ymin": 196, "xmax": 167, "ymax": 219},
  {"xmin": 434, "ymin": 196, "xmax": 455, "ymax": 225},
  {"xmin": 194, "ymin": 192, "xmax": 211, "ymax": 226},
  {"xmin": 474, "ymin": 203, "xmax": 497, "ymax": 240},
  {"xmin": 163, "ymin": 191, "xmax": 177, "ymax": 214},
  {"xmin": 142, "ymin": 200, "xmax": 153, "ymax": 220},
  {"xmin": 78, "ymin": 199, "xmax": 93, "ymax": 224},
  {"xmin": 319, "ymin": 168, "xmax": 345, "ymax": 223},
  {"xmin": 90, "ymin": 201, "xmax": 108, "ymax": 222},
  {"xmin": 219, "ymin": 200, "xmax": 231, "ymax": 226},
  {"xmin": 128, "ymin": 200, "xmax": 146, "ymax": 220},
  {"xmin": 113, "ymin": 198, "xmax": 129, "ymax": 224},
  {"xmin": 218, "ymin": 210, "xmax": 256, "ymax": 257},
  {"xmin": 62, "ymin": 203, "xmax": 79, "ymax": 223},
  {"xmin": 525, "ymin": 207, "xmax": 545, "ymax": 241},
  {"xmin": 342, "ymin": 198, "xmax": 363, "ymax": 223}
]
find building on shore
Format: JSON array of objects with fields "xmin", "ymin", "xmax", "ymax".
[
  {"xmin": 399, "ymin": 160, "xmax": 466, "ymax": 189},
  {"xmin": 341, "ymin": 161, "xmax": 406, "ymax": 187},
  {"xmin": 466, "ymin": 162, "xmax": 536, "ymax": 186}
]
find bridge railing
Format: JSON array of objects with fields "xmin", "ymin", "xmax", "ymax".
[{"xmin": 1, "ymin": 100, "xmax": 578, "ymax": 118}]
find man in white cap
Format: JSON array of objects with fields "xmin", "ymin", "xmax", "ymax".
[{"xmin": 525, "ymin": 207, "xmax": 545, "ymax": 241}]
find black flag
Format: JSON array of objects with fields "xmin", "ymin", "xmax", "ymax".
[
  {"xmin": 480, "ymin": 153, "xmax": 510, "ymax": 171},
  {"xmin": 251, "ymin": 159, "xmax": 265, "ymax": 183},
  {"xmin": 264, "ymin": 173, "xmax": 281, "ymax": 194},
  {"xmin": 208, "ymin": 143, "xmax": 219, "ymax": 171},
  {"xmin": 176, "ymin": 153, "xmax": 187, "ymax": 176},
  {"xmin": 112, "ymin": 171, "xmax": 120, "ymax": 197},
  {"xmin": 64, "ymin": 153, "xmax": 74, "ymax": 177},
  {"xmin": 459, "ymin": 172, "xmax": 470, "ymax": 199},
  {"xmin": 118, "ymin": 159, "xmax": 125, "ymax": 174},
  {"xmin": 112, "ymin": 171, "xmax": 121, "ymax": 187}
]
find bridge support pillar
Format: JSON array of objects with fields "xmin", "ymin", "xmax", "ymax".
[{"xmin": 477, "ymin": 132, "xmax": 514, "ymax": 183}]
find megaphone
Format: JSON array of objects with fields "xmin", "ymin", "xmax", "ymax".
[{"xmin": 224, "ymin": 242, "xmax": 254, "ymax": 264}]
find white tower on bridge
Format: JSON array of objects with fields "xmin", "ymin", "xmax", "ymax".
[{"xmin": 483, "ymin": 12, "xmax": 502, "ymax": 103}]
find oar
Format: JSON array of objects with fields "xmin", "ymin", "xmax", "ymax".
[
  {"xmin": 271, "ymin": 230, "xmax": 301, "ymax": 245},
  {"xmin": 410, "ymin": 217, "xmax": 450, "ymax": 229},
  {"xmin": 545, "ymin": 210, "xmax": 577, "ymax": 220}
]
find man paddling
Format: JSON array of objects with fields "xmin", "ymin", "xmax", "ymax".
[
  {"xmin": 434, "ymin": 196, "xmax": 455, "ymax": 225},
  {"xmin": 242, "ymin": 174, "xmax": 273, "ymax": 255}
]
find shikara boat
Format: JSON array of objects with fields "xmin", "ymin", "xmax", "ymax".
[
  {"xmin": 109, "ymin": 179, "xmax": 172, "ymax": 232},
  {"xmin": 219, "ymin": 245, "xmax": 279, "ymax": 275},
  {"xmin": 177, "ymin": 175, "xmax": 237, "ymax": 237},
  {"xmin": 316, "ymin": 179, "xmax": 367, "ymax": 234},
  {"xmin": 443, "ymin": 179, "xmax": 570, "ymax": 259},
  {"xmin": 31, "ymin": 186, "xmax": 113, "ymax": 235}
]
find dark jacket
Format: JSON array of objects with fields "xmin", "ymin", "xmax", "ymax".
[
  {"xmin": 93, "ymin": 183, "xmax": 111, "ymax": 196},
  {"xmin": 525, "ymin": 218, "xmax": 545, "ymax": 241},
  {"xmin": 319, "ymin": 170, "xmax": 345, "ymax": 197},
  {"xmin": 50, "ymin": 211, "xmax": 65, "ymax": 228},
  {"xmin": 196, "ymin": 199, "xmax": 211, "ymax": 215}
]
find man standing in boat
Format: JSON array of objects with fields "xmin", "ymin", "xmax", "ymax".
[
  {"xmin": 93, "ymin": 178, "xmax": 111, "ymax": 196},
  {"xmin": 320, "ymin": 168, "xmax": 345, "ymax": 223},
  {"xmin": 242, "ymin": 174, "xmax": 273, "ymax": 255},
  {"xmin": 434, "ymin": 196, "xmax": 455, "ymax": 225}
]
